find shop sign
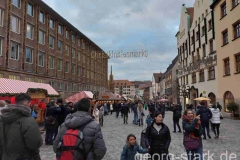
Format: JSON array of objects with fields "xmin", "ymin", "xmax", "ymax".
[
  {"xmin": 178, "ymin": 54, "xmax": 217, "ymax": 76},
  {"xmin": 28, "ymin": 91, "xmax": 46, "ymax": 99},
  {"xmin": 102, "ymin": 96, "xmax": 109, "ymax": 99}
]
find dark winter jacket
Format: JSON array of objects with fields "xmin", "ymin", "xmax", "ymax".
[
  {"xmin": 45, "ymin": 105, "xmax": 61, "ymax": 129},
  {"xmin": 53, "ymin": 111, "xmax": 107, "ymax": 160},
  {"xmin": 196, "ymin": 106, "xmax": 212, "ymax": 123},
  {"xmin": 146, "ymin": 122, "xmax": 171, "ymax": 153},
  {"xmin": 0, "ymin": 105, "xmax": 43, "ymax": 160},
  {"xmin": 120, "ymin": 144, "xmax": 147, "ymax": 160},
  {"xmin": 132, "ymin": 104, "xmax": 138, "ymax": 114},
  {"xmin": 121, "ymin": 104, "xmax": 129, "ymax": 114},
  {"xmin": 172, "ymin": 107, "xmax": 181, "ymax": 121}
]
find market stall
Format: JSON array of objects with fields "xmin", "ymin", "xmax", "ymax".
[
  {"xmin": 98, "ymin": 91, "xmax": 121, "ymax": 101},
  {"xmin": 0, "ymin": 78, "xmax": 59, "ymax": 123},
  {"xmin": 65, "ymin": 91, "xmax": 94, "ymax": 103}
]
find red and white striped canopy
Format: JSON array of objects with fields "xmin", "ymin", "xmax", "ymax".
[
  {"xmin": 65, "ymin": 91, "xmax": 93, "ymax": 103},
  {"xmin": 0, "ymin": 78, "xmax": 59, "ymax": 96}
]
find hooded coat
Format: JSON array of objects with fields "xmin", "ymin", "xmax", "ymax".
[
  {"xmin": 0, "ymin": 104, "xmax": 43, "ymax": 160},
  {"xmin": 53, "ymin": 111, "xmax": 107, "ymax": 160}
]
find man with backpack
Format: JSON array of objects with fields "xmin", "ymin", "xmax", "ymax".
[
  {"xmin": 53, "ymin": 98, "xmax": 107, "ymax": 160},
  {"xmin": 172, "ymin": 105, "xmax": 182, "ymax": 133},
  {"xmin": 196, "ymin": 101, "xmax": 213, "ymax": 139},
  {"xmin": 0, "ymin": 93, "xmax": 43, "ymax": 160}
]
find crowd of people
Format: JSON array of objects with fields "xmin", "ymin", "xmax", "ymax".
[{"xmin": 0, "ymin": 93, "xmax": 223, "ymax": 160}]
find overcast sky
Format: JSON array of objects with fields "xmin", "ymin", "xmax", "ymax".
[{"xmin": 42, "ymin": 0, "xmax": 195, "ymax": 81}]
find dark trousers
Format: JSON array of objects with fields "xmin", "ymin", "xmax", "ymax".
[
  {"xmin": 116, "ymin": 111, "xmax": 119, "ymax": 118},
  {"xmin": 123, "ymin": 113, "xmax": 128, "ymax": 124},
  {"xmin": 53, "ymin": 127, "xmax": 59, "ymax": 140},
  {"xmin": 138, "ymin": 118, "xmax": 143, "ymax": 126},
  {"xmin": 110, "ymin": 110, "xmax": 113, "ymax": 114},
  {"xmin": 45, "ymin": 129, "xmax": 55, "ymax": 144},
  {"xmin": 100, "ymin": 117, "xmax": 104, "ymax": 126},
  {"xmin": 202, "ymin": 121, "xmax": 210, "ymax": 138},
  {"xmin": 149, "ymin": 151, "xmax": 169, "ymax": 160},
  {"xmin": 212, "ymin": 123, "xmax": 220, "ymax": 136},
  {"xmin": 173, "ymin": 119, "xmax": 181, "ymax": 132}
]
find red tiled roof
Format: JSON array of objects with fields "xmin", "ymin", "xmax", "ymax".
[
  {"xmin": 114, "ymin": 80, "xmax": 133, "ymax": 86},
  {"xmin": 0, "ymin": 78, "xmax": 59, "ymax": 95},
  {"xmin": 153, "ymin": 73, "xmax": 162, "ymax": 83}
]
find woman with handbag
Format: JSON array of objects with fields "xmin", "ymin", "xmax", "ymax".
[
  {"xmin": 182, "ymin": 110, "xmax": 203, "ymax": 160},
  {"xmin": 209, "ymin": 105, "xmax": 221, "ymax": 139}
]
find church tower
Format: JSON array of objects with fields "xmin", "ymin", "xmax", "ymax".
[{"xmin": 109, "ymin": 65, "xmax": 115, "ymax": 93}]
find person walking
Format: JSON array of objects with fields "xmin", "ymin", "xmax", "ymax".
[
  {"xmin": 122, "ymin": 101, "xmax": 130, "ymax": 124},
  {"xmin": 216, "ymin": 102, "xmax": 222, "ymax": 111},
  {"xmin": 146, "ymin": 111, "xmax": 171, "ymax": 160},
  {"xmin": 92, "ymin": 104, "xmax": 100, "ymax": 123},
  {"xmin": 53, "ymin": 98, "xmax": 107, "ymax": 160},
  {"xmin": 110, "ymin": 102, "xmax": 113, "ymax": 115},
  {"xmin": 99, "ymin": 104, "xmax": 104, "ymax": 127},
  {"xmin": 0, "ymin": 93, "xmax": 43, "ymax": 160},
  {"xmin": 209, "ymin": 105, "xmax": 221, "ymax": 139},
  {"xmin": 182, "ymin": 109, "xmax": 203, "ymax": 160},
  {"xmin": 120, "ymin": 134, "xmax": 148, "ymax": 160},
  {"xmin": 137, "ymin": 103, "xmax": 145, "ymax": 126},
  {"xmin": 133, "ymin": 102, "xmax": 138, "ymax": 125},
  {"xmin": 116, "ymin": 101, "xmax": 121, "ymax": 118},
  {"xmin": 196, "ymin": 101, "xmax": 212, "ymax": 139},
  {"xmin": 0, "ymin": 100, "xmax": 7, "ymax": 115},
  {"xmin": 172, "ymin": 105, "xmax": 182, "ymax": 133}
]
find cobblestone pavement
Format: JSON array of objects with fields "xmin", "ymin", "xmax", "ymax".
[{"xmin": 40, "ymin": 111, "xmax": 240, "ymax": 160}]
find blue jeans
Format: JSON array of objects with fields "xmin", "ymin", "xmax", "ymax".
[
  {"xmin": 202, "ymin": 122, "xmax": 210, "ymax": 138},
  {"xmin": 186, "ymin": 147, "xmax": 203, "ymax": 160},
  {"xmin": 134, "ymin": 113, "xmax": 138, "ymax": 124}
]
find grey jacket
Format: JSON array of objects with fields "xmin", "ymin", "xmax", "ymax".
[
  {"xmin": 0, "ymin": 104, "xmax": 43, "ymax": 160},
  {"xmin": 53, "ymin": 111, "xmax": 107, "ymax": 160}
]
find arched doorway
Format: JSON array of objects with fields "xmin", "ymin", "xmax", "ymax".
[
  {"xmin": 224, "ymin": 91, "xmax": 234, "ymax": 112},
  {"xmin": 208, "ymin": 92, "xmax": 216, "ymax": 105}
]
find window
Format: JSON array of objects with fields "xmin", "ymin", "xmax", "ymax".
[
  {"xmin": 78, "ymin": 51, "xmax": 81, "ymax": 61},
  {"xmin": 191, "ymin": 36, "xmax": 195, "ymax": 44},
  {"xmin": 202, "ymin": 44, "xmax": 206, "ymax": 57},
  {"xmin": 12, "ymin": 0, "xmax": 20, "ymax": 8},
  {"xmin": 65, "ymin": 83, "xmax": 70, "ymax": 92},
  {"xmin": 58, "ymin": 24, "xmax": 63, "ymax": 34},
  {"xmin": 209, "ymin": 39, "xmax": 213, "ymax": 53},
  {"xmin": 222, "ymin": 30, "xmax": 228, "ymax": 45},
  {"xmin": 78, "ymin": 66, "xmax": 81, "ymax": 75},
  {"xmin": 192, "ymin": 73, "xmax": 196, "ymax": 83},
  {"xmin": 58, "ymin": 82, "xmax": 63, "ymax": 91},
  {"xmin": 235, "ymin": 54, "xmax": 240, "ymax": 73},
  {"xmin": 205, "ymin": 9, "xmax": 208, "ymax": 15},
  {"xmin": 197, "ymin": 49, "xmax": 200, "ymax": 60},
  {"xmin": 49, "ymin": 81, "xmax": 54, "ymax": 87},
  {"xmin": 224, "ymin": 58, "xmax": 230, "ymax": 75},
  {"xmin": 49, "ymin": 35, "xmax": 54, "ymax": 48},
  {"xmin": 57, "ymin": 59, "xmax": 63, "ymax": 71},
  {"xmin": 196, "ymin": 31, "xmax": 199, "ymax": 40},
  {"xmin": 37, "ymin": 79, "xmax": 45, "ymax": 83},
  {"xmin": 208, "ymin": 20, "xmax": 212, "ymax": 31},
  {"xmin": 49, "ymin": 56, "xmax": 54, "ymax": 69},
  {"xmin": 233, "ymin": 21, "xmax": 240, "ymax": 39},
  {"xmin": 65, "ymin": 62, "xmax": 69, "ymax": 73},
  {"xmin": 66, "ymin": 45, "xmax": 69, "ymax": 55},
  {"xmin": 38, "ymin": 52, "xmax": 44, "ymax": 66},
  {"xmin": 50, "ymin": 18, "xmax": 54, "ymax": 29},
  {"xmin": 195, "ymin": 21, "xmax": 197, "ymax": 27},
  {"xmin": 10, "ymin": 41, "xmax": 19, "ymax": 60},
  {"xmin": 0, "ymin": 38, "xmax": 2, "ymax": 56},
  {"xmin": 11, "ymin": 15, "xmax": 20, "ymax": 33},
  {"xmin": 39, "ymin": 30, "xmax": 45, "ymax": 44},
  {"xmin": 39, "ymin": 11, "xmax": 44, "ymax": 23},
  {"xmin": 58, "ymin": 40, "xmax": 63, "ymax": 52},
  {"xmin": 207, "ymin": 66, "xmax": 215, "ymax": 80},
  {"xmin": 72, "ymin": 64, "xmax": 75, "ymax": 75},
  {"xmin": 72, "ymin": 48, "xmax": 76, "ymax": 58},
  {"xmin": 25, "ymin": 77, "xmax": 34, "ymax": 82},
  {"xmin": 82, "ymin": 67, "xmax": 85, "ymax": 77},
  {"xmin": 221, "ymin": 2, "xmax": 227, "ymax": 17},
  {"xmin": 66, "ymin": 30, "xmax": 69, "ymax": 39},
  {"xmin": 186, "ymin": 75, "xmax": 188, "ymax": 84},
  {"xmin": 72, "ymin": 84, "xmax": 77, "ymax": 92},
  {"xmin": 27, "ymin": 3, "xmax": 34, "ymax": 16},
  {"xmin": 72, "ymin": 34, "xmax": 75, "ymax": 43},
  {"xmin": 202, "ymin": 13, "xmax": 204, "ymax": 20},
  {"xmin": 202, "ymin": 26, "xmax": 205, "ymax": 36},
  {"xmin": 78, "ymin": 39, "xmax": 81, "ymax": 46},
  {"xmin": 9, "ymin": 75, "xmax": 20, "ymax": 80},
  {"xmin": 26, "ymin": 23, "xmax": 34, "ymax": 39},
  {"xmin": 0, "ymin": 8, "xmax": 3, "ymax": 26},
  {"xmin": 83, "ymin": 54, "xmax": 86, "ymax": 63},
  {"xmin": 199, "ymin": 70, "xmax": 205, "ymax": 82},
  {"xmin": 25, "ymin": 47, "xmax": 33, "ymax": 63},
  {"xmin": 232, "ymin": 0, "xmax": 239, "ymax": 8}
]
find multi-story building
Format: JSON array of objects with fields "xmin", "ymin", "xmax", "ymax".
[
  {"xmin": 159, "ymin": 74, "xmax": 166, "ymax": 98},
  {"xmin": 210, "ymin": 0, "xmax": 240, "ymax": 115},
  {"xmin": 152, "ymin": 73, "xmax": 162, "ymax": 99},
  {"xmin": 176, "ymin": 1, "xmax": 217, "ymax": 107},
  {"xmin": 114, "ymin": 80, "xmax": 135, "ymax": 99},
  {"xmin": 0, "ymin": 0, "xmax": 108, "ymax": 99}
]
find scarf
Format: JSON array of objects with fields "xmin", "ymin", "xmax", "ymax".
[{"xmin": 182, "ymin": 115, "xmax": 201, "ymax": 139}]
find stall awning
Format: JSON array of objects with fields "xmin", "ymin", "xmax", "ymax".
[
  {"xmin": 98, "ymin": 91, "xmax": 121, "ymax": 101},
  {"xmin": 66, "ymin": 91, "xmax": 93, "ymax": 103},
  {"xmin": 0, "ymin": 78, "xmax": 59, "ymax": 96}
]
